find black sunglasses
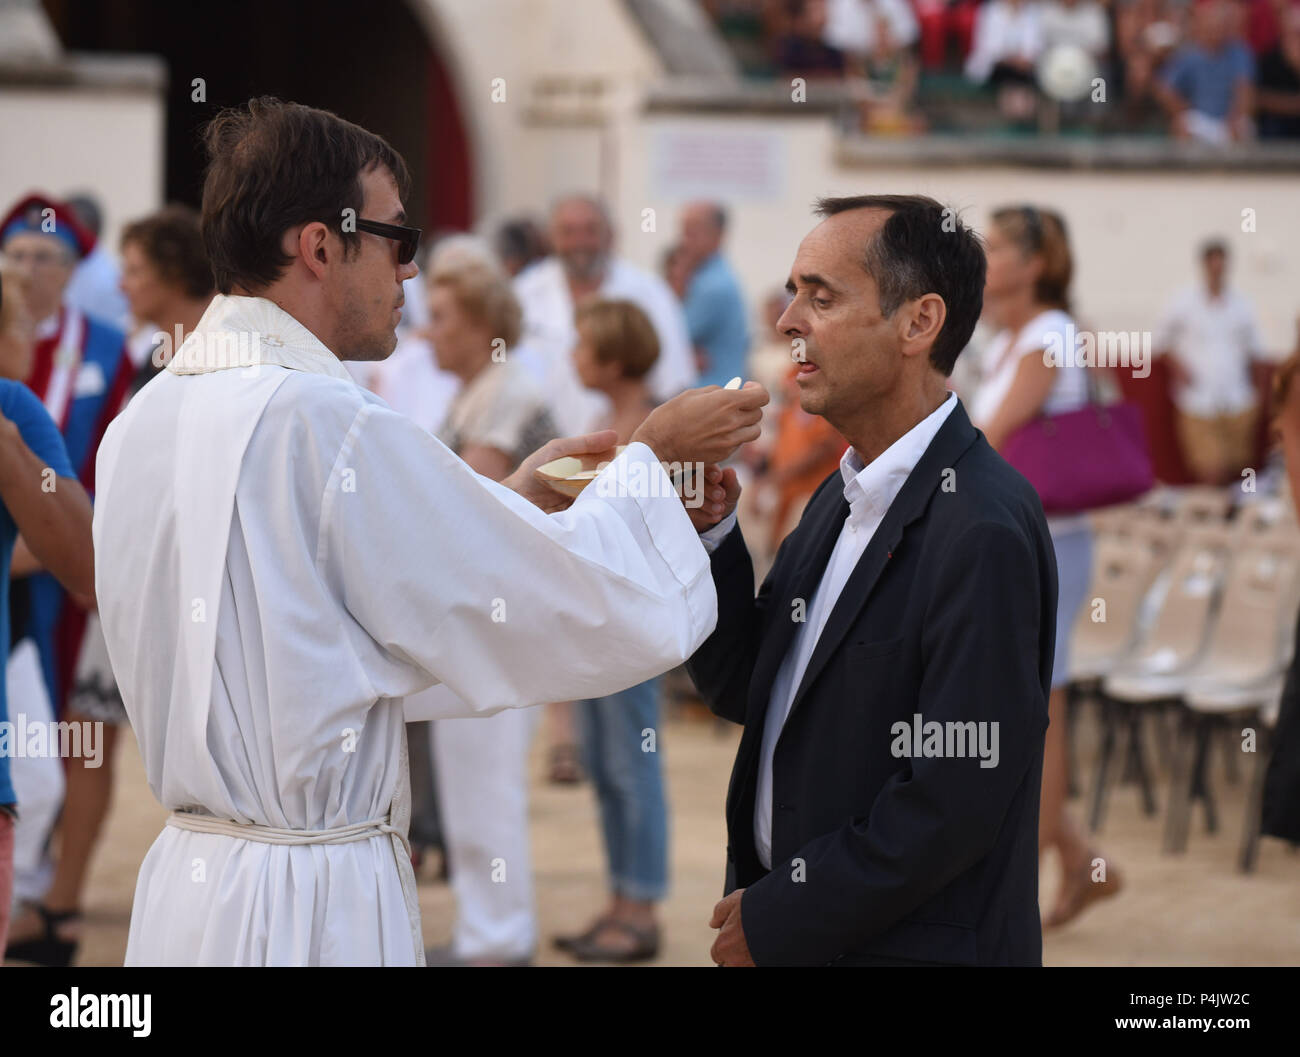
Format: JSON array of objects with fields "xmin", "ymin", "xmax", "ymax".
[{"xmin": 355, "ymin": 218, "xmax": 421, "ymax": 265}]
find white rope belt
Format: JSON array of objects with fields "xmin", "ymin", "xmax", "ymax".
[{"xmin": 166, "ymin": 811, "xmax": 411, "ymax": 860}]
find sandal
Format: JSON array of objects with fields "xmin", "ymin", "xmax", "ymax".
[
  {"xmin": 4, "ymin": 904, "xmax": 81, "ymax": 967},
  {"xmin": 553, "ymin": 914, "xmax": 617, "ymax": 953},
  {"xmin": 570, "ymin": 920, "xmax": 660, "ymax": 963},
  {"xmin": 547, "ymin": 743, "xmax": 583, "ymax": 785}
]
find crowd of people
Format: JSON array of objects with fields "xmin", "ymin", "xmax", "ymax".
[
  {"xmin": 705, "ymin": 0, "xmax": 1300, "ymax": 138},
  {"xmin": 0, "ymin": 147, "xmax": 1295, "ymax": 964}
]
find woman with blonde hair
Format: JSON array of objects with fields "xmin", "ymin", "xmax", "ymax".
[
  {"xmin": 972, "ymin": 205, "xmax": 1123, "ymax": 928},
  {"xmin": 414, "ymin": 251, "xmax": 557, "ymax": 965}
]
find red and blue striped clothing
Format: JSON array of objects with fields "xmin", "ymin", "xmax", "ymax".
[{"xmin": 20, "ymin": 305, "xmax": 134, "ymax": 715}]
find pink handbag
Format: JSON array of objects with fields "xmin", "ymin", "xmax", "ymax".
[{"xmin": 1001, "ymin": 398, "xmax": 1155, "ymax": 515}]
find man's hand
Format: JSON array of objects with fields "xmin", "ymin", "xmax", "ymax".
[
  {"xmin": 503, "ymin": 429, "xmax": 619, "ymax": 513},
  {"xmin": 631, "ymin": 382, "xmax": 769, "ymax": 467},
  {"xmin": 709, "ymin": 888, "xmax": 755, "ymax": 966},
  {"xmin": 687, "ymin": 464, "xmax": 741, "ymax": 532}
]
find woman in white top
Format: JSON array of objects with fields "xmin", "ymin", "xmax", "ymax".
[
  {"xmin": 418, "ymin": 258, "xmax": 556, "ymax": 965},
  {"xmin": 971, "ymin": 205, "xmax": 1122, "ymax": 929}
]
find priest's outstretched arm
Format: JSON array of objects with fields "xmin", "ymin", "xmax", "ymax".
[{"xmin": 321, "ymin": 383, "xmax": 767, "ymax": 720}]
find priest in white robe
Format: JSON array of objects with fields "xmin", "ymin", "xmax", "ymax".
[{"xmin": 90, "ymin": 97, "xmax": 767, "ymax": 966}]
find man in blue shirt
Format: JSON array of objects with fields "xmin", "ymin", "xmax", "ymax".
[
  {"xmin": 1155, "ymin": 0, "xmax": 1256, "ymax": 143},
  {"xmin": 0, "ymin": 378, "xmax": 94, "ymax": 951},
  {"xmin": 678, "ymin": 202, "xmax": 750, "ymax": 389}
]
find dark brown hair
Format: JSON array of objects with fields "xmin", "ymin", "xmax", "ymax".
[
  {"xmin": 814, "ymin": 194, "xmax": 986, "ymax": 376},
  {"xmin": 121, "ymin": 205, "xmax": 214, "ymax": 300},
  {"xmin": 200, "ymin": 97, "xmax": 410, "ymax": 294}
]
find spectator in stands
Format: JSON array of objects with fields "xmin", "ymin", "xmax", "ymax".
[
  {"xmin": 677, "ymin": 202, "xmax": 750, "ymax": 390},
  {"xmin": 1154, "ymin": 0, "xmax": 1257, "ymax": 142},
  {"xmin": 1242, "ymin": 0, "xmax": 1300, "ymax": 55},
  {"xmin": 914, "ymin": 0, "xmax": 980, "ymax": 72},
  {"xmin": 773, "ymin": 0, "xmax": 847, "ymax": 77},
  {"xmin": 1040, "ymin": 0, "xmax": 1110, "ymax": 62},
  {"xmin": 822, "ymin": 0, "xmax": 924, "ymax": 129},
  {"xmin": 964, "ymin": 0, "xmax": 1047, "ymax": 119},
  {"xmin": 1256, "ymin": 4, "xmax": 1300, "ymax": 137},
  {"xmin": 1154, "ymin": 239, "xmax": 1264, "ymax": 485},
  {"xmin": 1116, "ymin": 0, "xmax": 1186, "ymax": 119},
  {"xmin": 494, "ymin": 216, "xmax": 549, "ymax": 279}
]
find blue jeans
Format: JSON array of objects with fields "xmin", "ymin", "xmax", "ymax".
[
  {"xmin": 577, "ymin": 678, "xmax": 669, "ymax": 903},
  {"xmin": 1049, "ymin": 520, "xmax": 1094, "ymax": 690}
]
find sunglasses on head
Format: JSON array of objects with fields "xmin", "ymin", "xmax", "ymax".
[
  {"xmin": 355, "ymin": 218, "xmax": 421, "ymax": 265},
  {"xmin": 1020, "ymin": 206, "xmax": 1044, "ymax": 249}
]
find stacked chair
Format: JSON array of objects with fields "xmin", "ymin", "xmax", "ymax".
[{"xmin": 1067, "ymin": 486, "xmax": 1300, "ymax": 872}]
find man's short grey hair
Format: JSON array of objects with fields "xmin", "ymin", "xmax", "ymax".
[{"xmin": 548, "ymin": 193, "xmax": 612, "ymax": 230}]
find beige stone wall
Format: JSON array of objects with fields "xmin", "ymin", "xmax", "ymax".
[{"xmin": 0, "ymin": 85, "xmax": 164, "ymax": 255}]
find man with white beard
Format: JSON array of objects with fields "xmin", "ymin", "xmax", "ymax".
[
  {"xmin": 514, "ymin": 194, "xmax": 697, "ymax": 435},
  {"xmin": 91, "ymin": 98, "xmax": 768, "ymax": 966}
]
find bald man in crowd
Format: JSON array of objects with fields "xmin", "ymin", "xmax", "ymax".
[
  {"xmin": 677, "ymin": 201, "xmax": 750, "ymax": 390},
  {"xmin": 513, "ymin": 194, "xmax": 696, "ymax": 435}
]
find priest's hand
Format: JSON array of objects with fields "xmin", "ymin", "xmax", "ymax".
[
  {"xmin": 631, "ymin": 382, "xmax": 768, "ymax": 467},
  {"xmin": 687, "ymin": 464, "xmax": 741, "ymax": 532},
  {"xmin": 709, "ymin": 888, "xmax": 755, "ymax": 967},
  {"xmin": 505, "ymin": 429, "xmax": 619, "ymax": 513}
]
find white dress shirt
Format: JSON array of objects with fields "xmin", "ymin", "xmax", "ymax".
[
  {"xmin": 822, "ymin": 0, "xmax": 920, "ymax": 55},
  {"xmin": 1152, "ymin": 284, "xmax": 1263, "ymax": 418},
  {"xmin": 964, "ymin": 0, "xmax": 1045, "ymax": 83},
  {"xmin": 514, "ymin": 256, "xmax": 697, "ymax": 435},
  {"xmin": 701, "ymin": 392, "xmax": 957, "ymax": 869}
]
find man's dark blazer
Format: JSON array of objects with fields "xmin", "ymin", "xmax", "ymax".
[{"xmin": 687, "ymin": 398, "xmax": 1057, "ymax": 966}]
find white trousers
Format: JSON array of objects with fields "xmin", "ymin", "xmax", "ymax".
[
  {"xmin": 6, "ymin": 639, "xmax": 64, "ymax": 908},
  {"xmin": 430, "ymin": 706, "xmax": 538, "ymax": 961}
]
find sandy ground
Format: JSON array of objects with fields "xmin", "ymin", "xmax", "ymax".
[{"xmin": 16, "ymin": 693, "xmax": 1297, "ymax": 968}]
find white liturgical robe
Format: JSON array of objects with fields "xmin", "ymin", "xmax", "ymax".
[{"xmin": 92, "ymin": 294, "xmax": 716, "ymax": 966}]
